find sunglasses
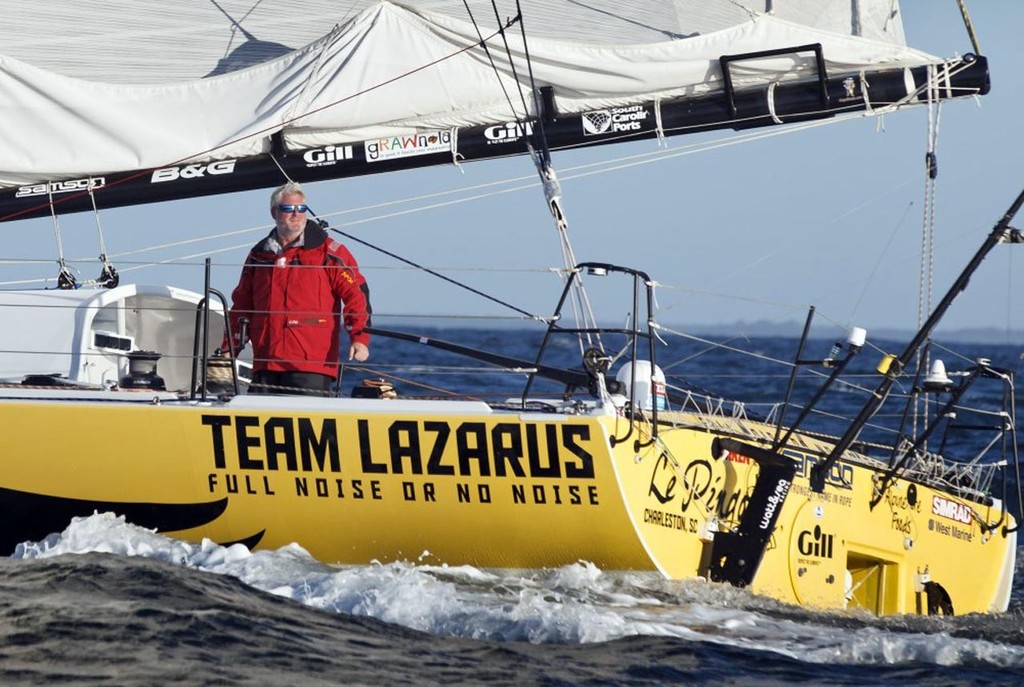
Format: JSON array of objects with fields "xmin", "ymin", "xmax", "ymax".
[{"xmin": 277, "ymin": 203, "xmax": 309, "ymax": 214}]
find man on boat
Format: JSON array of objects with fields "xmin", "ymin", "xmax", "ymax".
[{"xmin": 220, "ymin": 181, "xmax": 371, "ymax": 395}]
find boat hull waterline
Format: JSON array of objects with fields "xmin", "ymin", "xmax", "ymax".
[{"xmin": 2, "ymin": 392, "xmax": 1014, "ymax": 616}]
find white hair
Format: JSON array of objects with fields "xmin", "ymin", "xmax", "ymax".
[{"xmin": 270, "ymin": 181, "xmax": 305, "ymax": 210}]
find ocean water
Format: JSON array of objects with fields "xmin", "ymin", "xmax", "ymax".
[{"xmin": 3, "ymin": 330, "xmax": 1023, "ymax": 686}]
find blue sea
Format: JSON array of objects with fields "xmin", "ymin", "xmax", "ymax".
[{"xmin": 3, "ymin": 330, "xmax": 1023, "ymax": 685}]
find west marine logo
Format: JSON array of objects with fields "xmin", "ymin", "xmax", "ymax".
[
  {"xmin": 151, "ymin": 160, "xmax": 237, "ymax": 183},
  {"xmin": 582, "ymin": 105, "xmax": 650, "ymax": 136},
  {"xmin": 483, "ymin": 122, "xmax": 534, "ymax": 145},
  {"xmin": 16, "ymin": 177, "xmax": 106, "ymax": 198},
  {"xmin": 932, "ymin": 495, "xmax": 973, "ymax": 525},
  {"xmin": 302, "ymin": 145, "xmax": 354, "ymax": 168}
]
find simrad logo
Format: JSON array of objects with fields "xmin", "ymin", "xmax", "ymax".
[
  {"xmin": 16, "ymin": 177, "xmax": 106, "ymax": 198},
  {"xmin": 484, "ymin": 122, "xmax": 534, "ymax": 145},
  {"xmin": 303, "ymin": 145, "xmax": 353, "ymax": 168},
  {"xmin": 582, "ymin": 105, "xmax": 649, "ymax": 136},
  {"xmin": 932, "ymin": 495, "xmax": 973, "ymax": 525},
  {"xmin": 151, "ymin": 160, "xmax": 237, "ymax": 183}
]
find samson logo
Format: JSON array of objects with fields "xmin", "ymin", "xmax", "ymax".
[
  {"xmin": 151, "ymin": 160, "xmax": 237, "ymax": 183},
  {"xmin": 302, "ymin": 145, "xmax": 354, "ymax": 168},
  {"xmin": 932, "ymin": 495, "xmax": 973, "ymax": 525},
  {"xmin": 759, "ymin": 479, "xmax": 791, "ymax": 530},
  {"xmin": 797, "ymin": 454, "xmax": 854, "ymax": 490},
  {"xmin": 582, "ymin": 105, "xmax": 650, "ymax": 136},
  {"xmin": 16, "ymin": 177, "xmax": 106, "ymax": 198},
  {"xmin": 484, "ymin": 121, "xmax": 534, "ymax": 144},
  {"xmin": 797, "ymin": 525, "xmax": 834, "ymax": 558}
]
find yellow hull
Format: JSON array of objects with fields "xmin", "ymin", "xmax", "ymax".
[{"xmin": 2, "ymin": 394, "xmax": 1015, "ymax": 616}]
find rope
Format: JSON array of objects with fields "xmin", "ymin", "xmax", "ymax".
[{"xmin": 915, "ymin": 63, "xmax": 944, "ymax": 438}]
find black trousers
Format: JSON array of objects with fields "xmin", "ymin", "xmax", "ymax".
[{"xmin": 249, "ymin": 370, "xmax": 336, "ymax": 397}]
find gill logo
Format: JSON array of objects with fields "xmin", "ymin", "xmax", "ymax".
[{"xmin": 796, "ymin": 525, "xmax": 834, "ymax": 558}]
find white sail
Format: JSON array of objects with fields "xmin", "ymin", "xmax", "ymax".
[
  {"xmin": 4, "ymin": 1, "xmax": 910, "ymax": 85},
  {"xmin": 0, "ymin": 2, "xmax": 943, "ymax": 185}
]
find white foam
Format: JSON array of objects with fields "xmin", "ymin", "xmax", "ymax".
[{"xmin": 11, "ymin": 512, "xmax": 1024, "ymax": 668}]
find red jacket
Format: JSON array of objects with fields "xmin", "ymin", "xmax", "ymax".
[{"xmin": 225, "ymin": 222, "xmax": 371, "ymax": 378}]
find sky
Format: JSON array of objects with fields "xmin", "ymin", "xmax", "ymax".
[{"xmin": 5, "ymin": 2, "xmax": 1024, "ymax": 341}]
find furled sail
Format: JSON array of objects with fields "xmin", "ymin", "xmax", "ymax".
[{"xmin": 0, "ymin": 0, "xmax": 987, "ymax": 221}]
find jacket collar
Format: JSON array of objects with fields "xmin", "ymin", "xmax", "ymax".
[{"xmin": 260, "ymin": 220, "xmax": 328, "ymax": 254}]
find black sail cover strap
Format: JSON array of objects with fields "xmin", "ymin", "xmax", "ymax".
[{"xmin": 707, "ymin": 437, "xmax": 799, "ymax": 588}]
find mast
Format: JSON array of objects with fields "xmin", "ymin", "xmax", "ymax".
[{"xmin": 809, "ymin": 188, "xmax": 1024, "ymax": 492}]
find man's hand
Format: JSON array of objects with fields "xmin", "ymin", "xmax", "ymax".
[{"xmin": 349, "ymin": 342, "xmax": 369, "ymax": 362}]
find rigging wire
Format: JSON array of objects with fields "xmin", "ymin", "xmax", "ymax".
[
  {"xmin": 956, "ymin": 0, "xmax": 982, "ymax": 55},
  {"xmin": 323, "ymin": 223, "xmax": 541, "ymax": 322},
  {"xmin": 86, "ymin": 179, "xmax": 119, "ymax": 289},
  {"xmin": 845, "ymin": 200, "xmax": 916, "ymax": 324},
  {"xmin": 509, "ymin": 0, "xmax": 602, "ymax": 356},
  {"xmin": 46, "ymin": 187, "xmax": 77, "ymax": 290},
  {"xmin": 462, "ymin": 1, "xmax": 525, "ymax": 121},
  {"xmin": 453, "ymin": 0, "xmax": 601, "ymax": 359}
]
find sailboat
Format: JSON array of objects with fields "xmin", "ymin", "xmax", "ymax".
[{"xmin": 0, "ymin": 1, "xmax": 1019, "ymax": 617}]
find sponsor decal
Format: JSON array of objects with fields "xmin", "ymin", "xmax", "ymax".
[
  {"xmin": 581, "ymin": 105, "xmax": 650, "ymax": 136},
  {"xmin": 16, "ymin": 177, "xmax": 106, "ymax": 198},
  {"xmin": 151, "ymin": 160, "xmax": 237, "ymax": 183},
  {"xmin": 759, "ymin": 478, "xmax": 791, "ymax": 530},
  {"xmin": 927, "ymin": 516, "xmax": 974, "ymax": 543},
  {"xmin": 796, "ymin": 525, "xmax": 834, "ymax": 558},
  {"xmin": 932, "ymin": 495, "xmax": 973, "ymax": 525},
  {"xmin": 201, "ymin": 415, "xmax": 599, "ymax": 506},
  {"xmin": 795, "ymin": 453, "xmax": 854, "ymax": 491},
  {"xmin": 647, "ymin": 454, "xmax": 750, "ymax": 523},
  {"xmin": 483, "ymin": 121, "xmax": 534, "ymax": 145},
  {"xmin": 885, "ymin": 489, "xmax": 920, "ymax": 534},
  {"xmin": 842, "ymin": 77, "xmax": 858, "ymax": 98},
  {"xmin": 927, "ymin": 496, "xmax": 974, "ymax": 543},
  {"xmin": 365, "ymin": 130, "xmax": 452, "ymax": 162},
  {"xmin": 643, "ymin": 508, "xmax": 703, "ymax": 534},
  {"xmin": 302, "ymin": 144, "xmax": 354, "ymax": 168}
]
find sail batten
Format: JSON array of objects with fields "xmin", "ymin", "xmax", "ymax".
[{"xmin": 0, "ymin": 1, "xmax": 985, "ymax": 221}]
